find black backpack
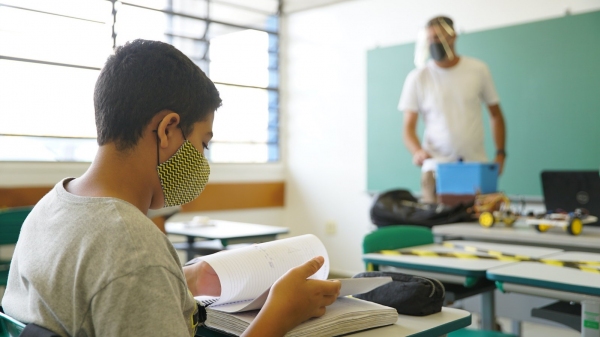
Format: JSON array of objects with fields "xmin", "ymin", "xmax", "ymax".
[{"xmin": 370, "ymin": 189, "xmax": 473, "ymax": 228}]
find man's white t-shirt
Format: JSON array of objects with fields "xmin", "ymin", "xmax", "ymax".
[{"xmin": 398, "ymin": 56, "xmax": 499, "ymax": 162}]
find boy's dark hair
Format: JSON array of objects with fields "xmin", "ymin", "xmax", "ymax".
[
  {"xmin": 94, "ymin": 39, "xmax": 222, "ymax": 150},
  {"xmin": 426, "ymin": 16, "xmax": 454, "ymax": 29}
]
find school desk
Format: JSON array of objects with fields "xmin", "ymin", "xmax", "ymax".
[
  {"xmin": 363, "ymin": 240, "xmax": 561, "ymax": 331},
  {"xmin": 487, "ymin": 251, "xmax": 600, "ymax": 337},
  {"xmin": 433, "ymin": 223, "xmax": 600, "ymax": 253},
  {"xmin": 165, "ymin": 220, "xmax": 289, "ymax": 261}
]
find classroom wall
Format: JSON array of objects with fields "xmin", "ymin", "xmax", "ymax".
[{"xmin": 281, "ymin": 0, "xmax": 600, "ymax": 275}]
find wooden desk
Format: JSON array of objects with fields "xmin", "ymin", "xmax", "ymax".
[
  {"xmin": 166, "ymin": 220, "xmax": 289, "ymax": 261},
  {"xmin": 487, "ymin": 252, "xmax": 600, "ymax": 337},
  {"xmin": 363, "ymin": 240, "xmax": 561, "ymax": 331},
  {"xmin": 433, "ymin": 223, "xmax": 600, "ymax": 253},
  {"xmin": 197, "ymin": 307, "xmax": 471, "ymax": 337}
]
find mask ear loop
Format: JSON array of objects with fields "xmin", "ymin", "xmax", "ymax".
[
  {"xmin": 152, "ymin": 129, "xmax": 160, "ymax": 166},
  {"xmin": 153, "ymin": 123, "xmax": 186, "ymax": 166},
  {"xmin": 433, "ymin": 20, "xmax": 455, "ymax": 61}
]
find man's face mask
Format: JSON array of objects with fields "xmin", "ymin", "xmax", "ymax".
[
  {"xmin": 429, "ymin": 43, "xmax": 447, "ymax": 61},
  {"xmin": 155, "ymin": 129, "xmax": 210, "ymax": 208}
]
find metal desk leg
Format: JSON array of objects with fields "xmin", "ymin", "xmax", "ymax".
[
  {"xmin": 186, "ymin": 236, "xmax": 196, "ymax": 262},
  {"xmin": 481, "ymin": 290, "xmax": 497, "ymax": 331},
  {"xmin": 582, "ymin": 300, "xmax": 600, "ymax": 337},
  {"xmin": 511, "ymin": 320, "xmax": 522, "ymax": 335}
]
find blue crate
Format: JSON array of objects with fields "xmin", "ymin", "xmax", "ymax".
[{"xmin": 436, "ymin": 162, "xmax": 498, "ymax": 194}]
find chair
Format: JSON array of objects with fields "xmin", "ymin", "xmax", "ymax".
[
  {"xmin": 0, "ymin": 309, "xmax": 25, "ymax": 337},
  {"xmin": 363, "ymin": 225, "xmax": 516, "ymax": 337},
  {"xmin": 363, "ymin": 225, "xmax": 433, "ymax": 271},
  {"xmin": 0, "ymin": 309, "xmax": 59, "ymax": 337},
  {"xmin": 0, "ymin": 206, "xmax": 33, "ymax": 288}
]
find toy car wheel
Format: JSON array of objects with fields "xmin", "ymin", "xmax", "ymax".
[
  {"xmin": 567, "ymin": 218, "xmax": 583, "ymax": 235},
  {"xmin": 535, "ymin": 224, "xmax": 550, "ymax": 232},
  {"xmin": 479, "ymin": 212, "xmax": 495, "ymax": 228}
]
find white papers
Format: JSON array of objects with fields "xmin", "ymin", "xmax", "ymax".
[{"xmin": 195, "ymin": 234, "xmax": 392, "ymax": 313}]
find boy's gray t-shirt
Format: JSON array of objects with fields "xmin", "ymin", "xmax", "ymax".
[{"xmin": 2, "ymin": 179, "xmax": 197, "ymax": 336}]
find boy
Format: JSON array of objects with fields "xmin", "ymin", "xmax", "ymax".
[{"xmin": 3, "ymin": 40, "xmax": 341, "ymax": 336}]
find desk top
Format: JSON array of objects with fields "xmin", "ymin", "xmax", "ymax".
[
  {"xmin": 351, "ymin": 307, "xmax": 471, "ymax": 337},
  {"xmin": 165, "ymin": 220, "xmax": 289, "ymax": 240},
  {"xmin": 363, "ymin": 240, "xmax": 561, "ymax": 277},
  {"xmin": 487, "ymin": 251, "xmax": 600, "ymax": 297},
  {"xmin": 433, "ymin": 223, "xmax": 600, "ymax": 251}
]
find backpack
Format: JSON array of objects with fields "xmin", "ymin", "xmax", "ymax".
[{"xmin": 370, "ymin": 189, "xmax": 473, "ymax": 228}]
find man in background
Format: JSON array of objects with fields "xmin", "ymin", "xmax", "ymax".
[{"xmin": 399, "ymin": 16, "xmax": 507, "ymax": 203}]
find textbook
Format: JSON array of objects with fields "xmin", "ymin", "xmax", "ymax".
[{"xmin": 195, "ymin": 234, "xmax": 398, "ymax": 336}]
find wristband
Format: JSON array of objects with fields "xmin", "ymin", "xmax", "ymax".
[{"xmin": 496, "ymin": 149, "xmax": 506, "ymax": 157}]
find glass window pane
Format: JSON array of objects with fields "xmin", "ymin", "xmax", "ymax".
[
  {"xmin": 213, "ymin": 0, "xmax": 278, "ymax": 15},
  {"xmin": 207, "ymin": 143, "xmax": 276, "ymax": 163},
  {"xmin": 115, "ymin": 5, "xmax": 169, "ymax": 44},
  {"xmin": 212, "ymin": 85, "xmax": 270, "ymax": 143},
  {"xmin": 0, "ymin": 4, "xmax": 112, "ymax": 68},
  {"xmin": 209, "ymin": 29, "xmax": 270, "ymax": 87},
  {"xmin": 0, "ymin": 135, "xmax": 97, "ymax": 162},
  {"xmin": 116, "ymin": 4, "xmax": 208, "ymax": 45},
  {"xmin": 172, "ymin": 0, "xmax": 208, "ymax": 17},
  {"xmin": 170, "ymin": 36, "xmax": 207, "ymax": 62},
  {"xmin": 0, "ymin": 60, "xmax": 98, "ymax": 138},
  {"xmin": 209, "ymin": 3, "xmax": 273, "ymax": 32}
]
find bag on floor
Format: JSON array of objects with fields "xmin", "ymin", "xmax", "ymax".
[
  {"xmin": 352, "ymin": 271, "xmax": 445, "ymax": 316},
  {"xmin": 369, "ymin": 189, "xmax": 473, "ymax": 228}
]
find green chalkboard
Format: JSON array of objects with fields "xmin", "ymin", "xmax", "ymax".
[{"xmin": 367, "ymin": 11, "xmax": 600, "ymax": 196}]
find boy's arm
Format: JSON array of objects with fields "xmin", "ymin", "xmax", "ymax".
[
  {"xmin": 183, "ymin": 260, "xmax": 221, "ymax": 297},
  {"xmin": 242, "ymin": 257, "xmax": 341, "ymax": 337}
]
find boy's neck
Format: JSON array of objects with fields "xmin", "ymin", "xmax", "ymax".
[{"xmin": 65, "ymin": 144, "xmax": 158, "ymax": 214}]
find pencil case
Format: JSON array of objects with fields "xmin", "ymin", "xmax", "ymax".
[{"xmin": 352, "ymin": 271, "xmax": 445, "ymax": 316}]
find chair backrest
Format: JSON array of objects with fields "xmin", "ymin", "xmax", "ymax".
[
  {"xmin": 363, "ymin": 225, "xmax": 434, "ymax": 254},
  {"xmin": 363, "ymin": 225, "xmax": 434, "ymax": 271},
  {"xmin": 0, "ymin": 310, "xmax": 25, "ymax": 337},
  {"xmin": 0, "ymin": 206, "xmax": 33, "ymax": 286},
  {"xmin": 0, "ymin": 206, "xmax": 33, "ymax": 246}
]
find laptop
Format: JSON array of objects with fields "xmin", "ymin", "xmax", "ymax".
[{"xmin": 541, "ymin": 170, "xmax": 600, "ymax": 226}]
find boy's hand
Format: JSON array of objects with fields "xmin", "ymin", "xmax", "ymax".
[
  {"xmin": 184, "ymin": 261, "xmax": 221, "ymax": 297},
  {"xmin": 243, "ymin": 256, "xmax": 341, "ymax": 336}
]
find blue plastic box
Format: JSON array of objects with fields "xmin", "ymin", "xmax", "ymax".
[{"xmin": 436, "ymin": 162, "xmax": 498, "ymax": 194}]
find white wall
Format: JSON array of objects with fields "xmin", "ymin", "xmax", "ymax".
[{"xmin": 281, "ymin": 0, "xmax": 600, "ymax": 276}]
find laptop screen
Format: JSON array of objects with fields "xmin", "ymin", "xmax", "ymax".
[{"xmin": 541, "ymin": 171, "xmax": 600, "ymax": 226}]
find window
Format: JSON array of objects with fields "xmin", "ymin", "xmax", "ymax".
[{"xmin": 0, "ymin": 0, "xmax": 280, "ymax": 163}]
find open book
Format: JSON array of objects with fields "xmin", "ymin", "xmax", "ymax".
[{"xmin": 196, "ymin": 234, "xmax": 398, "ymax": 336}]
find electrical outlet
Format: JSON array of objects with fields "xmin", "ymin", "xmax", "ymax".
[{"xmin": 325, "ymin": 220, "xmax": 337, "ymax": 235}]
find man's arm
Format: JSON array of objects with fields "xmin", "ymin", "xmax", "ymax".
[
  {"xmin": 488, "ymin": 104, "xmax": 506, "ymax": 175},
  {"xmin": 403, "ymin": 111, "xmax": 430, "ymax": 166}
]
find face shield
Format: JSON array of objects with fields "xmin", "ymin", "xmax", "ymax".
[{"xmin": 414, "ymin": 17, "xmax": 456, "ymax": 67}]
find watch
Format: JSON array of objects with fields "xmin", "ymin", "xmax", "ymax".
[{"xmin": 496, "ymin": 149, "xmax": 506, "ymax": 157}]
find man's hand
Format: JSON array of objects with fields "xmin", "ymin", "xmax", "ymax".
[
  {"xmin": 243, "ymin": 256, "xmax": 341, "ymax": 336},
  {"xmin": 412, "ymin": 149, "xmax": 431, "ymax": 166},
  {"xmin": 184, "ymin": 261, "xmax": 221, "ymax": 297},
  {"xmin": 495, "ymin": 154, "xmax": 505, "ymax": 176}
]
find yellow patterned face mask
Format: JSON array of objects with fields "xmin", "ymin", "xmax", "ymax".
[{"xmin": 156, "ymin": 135, "xmax": 210, "ymax": 208}]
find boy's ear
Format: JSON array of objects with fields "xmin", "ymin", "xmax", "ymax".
[{"xmin": 156, "ymin": 111, "xmax": 181, "ymax": 149}]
